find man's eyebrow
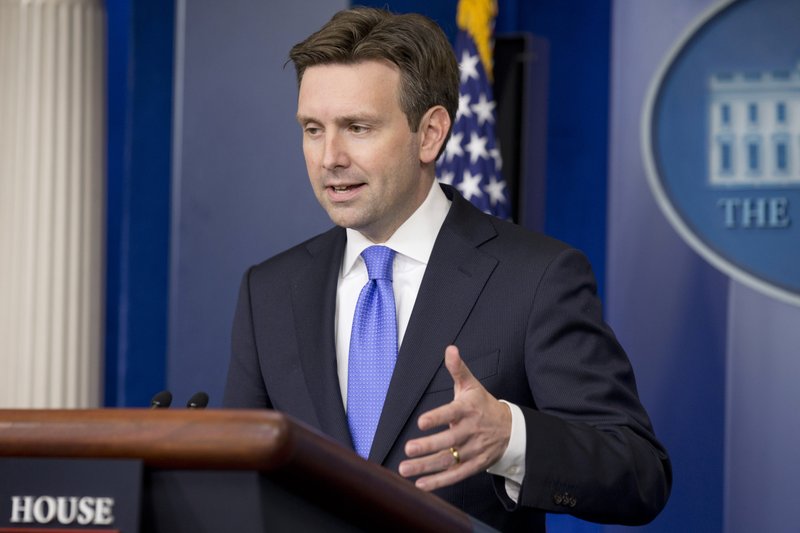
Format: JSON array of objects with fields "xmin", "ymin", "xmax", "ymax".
[
  {"xmin": 295, "ymin": 113, "xmax": 383, "ymax": 126},
  {"xmin": 337, "ymin": 113, "xmax": 381, "ymax": 125},
  {"xmin": 296, "ymin": 114, "xmax": 316, "ymax": 125}
]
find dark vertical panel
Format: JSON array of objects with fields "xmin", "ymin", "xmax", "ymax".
[
  {"xmin": 105, "ymin": 0, "xmax": 130, "ymax": 407},
  {"xmin": 105, "ymin": 0, "xmax": 174, "ymax": 407},
  {"xmin": 494, "ymin": 34, "xmax": 550, "ymax": 232}
]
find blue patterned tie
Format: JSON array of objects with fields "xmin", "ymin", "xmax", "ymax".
[{"xmin": 347, "ymin": 245, "xmax": 398, "ymax": 459}]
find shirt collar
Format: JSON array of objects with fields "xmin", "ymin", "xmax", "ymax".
[{"xmin": 342, "ymin": 181, "xmax": 451, "ymax": 277}]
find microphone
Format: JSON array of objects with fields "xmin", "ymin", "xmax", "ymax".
[
  {"xmin": 150, "ymin": 390, "xmax": 173, "ymax": 409},
  {"xmin": 186, "ymin": 391, "xmax": 209, "ymax": 409}
]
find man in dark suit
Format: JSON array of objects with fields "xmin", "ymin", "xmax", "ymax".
[{"xmin": 224, "ymin": 7, "xmax": 671, "ymax": 531}]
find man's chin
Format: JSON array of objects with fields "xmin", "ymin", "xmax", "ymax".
[{"xmin": 323, "ymin": 209, "xmax": 366, "ymax": 231}]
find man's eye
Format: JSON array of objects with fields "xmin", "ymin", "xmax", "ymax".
[
  {"xmin": 350, "ymin": 125, "xmax": 369, "ymax": 134},
  {"xmin": 305, "ymin": 126, "xmax": 321, "ymax": 136}
]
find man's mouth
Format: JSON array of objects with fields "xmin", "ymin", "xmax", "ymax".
[
  {"xmin": 325, "ymin": 182, "xmax": 365, "ymax": 202},
  {"xmin": 330, "ymin": 184, "xmax": 363, "ymax": 193}
]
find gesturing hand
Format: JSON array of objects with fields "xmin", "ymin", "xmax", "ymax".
[{"xmin": 398, "ymin": 345, "xmax": 512, "ymax": 491}]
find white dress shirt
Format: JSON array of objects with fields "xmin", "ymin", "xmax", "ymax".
[{"xmin": 334, "ymin": 180, "xmax": 525, "ymax": 500}]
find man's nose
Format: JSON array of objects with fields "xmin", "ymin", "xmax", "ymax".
[{"xmin": 322, "ymin": 131, "xmax": 349, "ymax": 170}]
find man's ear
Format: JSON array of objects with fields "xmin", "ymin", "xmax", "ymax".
[{"xmin": 418, "ymin": 106, "xmax": 451, "ymax": 164}]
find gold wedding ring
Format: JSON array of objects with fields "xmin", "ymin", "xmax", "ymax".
[{"xmin": 449, "ymin": 447, "xmax": 461, "ymax": 465}]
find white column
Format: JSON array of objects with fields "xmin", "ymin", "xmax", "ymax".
[{"xmin": 0, "ymin": 0, "xmax": 105, "ymax": 408}]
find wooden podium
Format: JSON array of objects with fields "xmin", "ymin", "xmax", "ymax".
[{"xmin": 0, "ymin": 409, "xmax": 478, "ymax": 532}]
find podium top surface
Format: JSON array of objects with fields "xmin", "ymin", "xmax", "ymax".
[{"xmin": 0, "ymin": 409, "xmax": 476, "ymax": 532}]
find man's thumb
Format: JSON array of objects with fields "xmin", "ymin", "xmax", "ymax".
[{"xmin": 445, "ymin": 345, "xmax": 475, "ymax": 392}]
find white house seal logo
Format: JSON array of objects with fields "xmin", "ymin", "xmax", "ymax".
[{"xmin": 643, "ymin": 0, "xmax": 800, "ymax": 306}]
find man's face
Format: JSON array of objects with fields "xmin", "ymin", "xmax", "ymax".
[{"xmin": 297, "ymin": 60, "xmax": 432, "ymax": 243}]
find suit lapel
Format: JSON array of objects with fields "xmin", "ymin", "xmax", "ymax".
[
  {"xmin": 290, "ymin": 228, "xmax": 354, "ymax": 449},
  {"xmin": 369, "ymin": 190, "xmax": 499, "ymax": 464}
]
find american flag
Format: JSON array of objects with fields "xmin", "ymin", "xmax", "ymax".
[{"xmin": 437, "ymin": 0, "xmax": 509, "ymax": 219}]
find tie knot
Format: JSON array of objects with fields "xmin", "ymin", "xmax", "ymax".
[{"xmin": 361, "ymin": 245, "xmax": 395, "ymax": 281}]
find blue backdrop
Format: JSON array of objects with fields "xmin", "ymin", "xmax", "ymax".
[{"xmin": 104, "ymin": 1, "xmax": 800, "ymax": 531}]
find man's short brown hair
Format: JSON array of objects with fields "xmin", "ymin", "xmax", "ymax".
[{"xmin": 289, "ymin": 7, "xmax": 459, "ymax": 134}]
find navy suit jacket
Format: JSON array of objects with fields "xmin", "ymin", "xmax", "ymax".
[{"xmin": 224, "ymin": 185, "xmax": 671, "ymax": 532}]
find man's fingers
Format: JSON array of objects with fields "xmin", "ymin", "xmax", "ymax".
[
  {"xmin": 416, "ymin": 398, "xmax": 466, "ymax": 431},
  {"xmin": 405, "ymin": 422, "xmax": 472, "ymax": 457},
  {"xmin": 400, "ymin": 436, "xmax": 481, "ymax": 478},
  {"xmin": 413, "ymin": 456, "xmax": 484, "ymax": 492},
  {"xmin": 399, "ymin": 448, "xmax": 459, "ymax": 477}
]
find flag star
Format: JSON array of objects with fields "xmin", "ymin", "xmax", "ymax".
[
  {"xmin": 464, "ymin": 132, "xmax": 489, "ymax": 164},
  {"xmin": 459, "ymin": 51, "xmax": 480, "ymax": 84},
  {"xmin": 485, "ymin": 175, "xmax": 507, "ymax": 206},
  {"xmin": 444, "ymin": 132, "xmax": 464, "ymax": 162},
  {"xmin": 438, "ymin": 170, "xmax": 455, "ymax": 185},
  {"xmin": 456, "ymin": 93, "xmax": 473, "ymax": 122},
  {"xmin": 471, "ymin": 93, "xmax": 496, "ymax": 125},
  {"xmin": 490, "ymin": 147, "xmax": 503, "ymax": 171},
  {"xmin": 457, "ymin": 170, "xmax": 484, "ymax": 201},
  {"xmin": 446, "ymin": 29, "xmax": 510, "ymax": 220}
]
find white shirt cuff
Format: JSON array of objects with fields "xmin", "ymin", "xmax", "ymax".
[{"xmin": 486, "ymin": 400, "xmax": 526, "ymax": 502}]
